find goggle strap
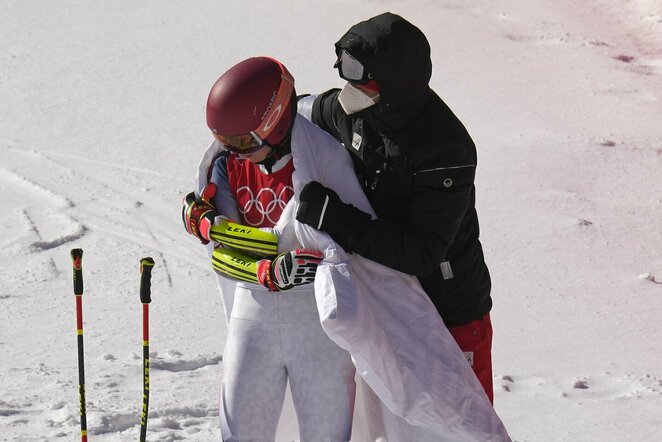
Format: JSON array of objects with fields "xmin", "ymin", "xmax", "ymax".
[{"xmin": 253, "ymin": 63, "xmax": 294, "ymax": 141}]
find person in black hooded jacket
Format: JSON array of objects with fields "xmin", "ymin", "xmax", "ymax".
[{"xmin": 296, "ymin": 12, "xmax": 496, "ymax": 403}]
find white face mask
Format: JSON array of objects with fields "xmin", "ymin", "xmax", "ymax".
[{"xmin": 338, "ymin": 82, "xmax": 380, "ymax": 115}]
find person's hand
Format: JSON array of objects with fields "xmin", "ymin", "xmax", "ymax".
[
  {"xmin": 182, "ymin": 183, "xmax": 217, "ymax": 244},
  {"xmin": 295, "ymin": 181, "xmax": 343, "ymax": 231},
  {"xmin": 256, "ymin": 248, "xmax": 324, "ymax": 291}
]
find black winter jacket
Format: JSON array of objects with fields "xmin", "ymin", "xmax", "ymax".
[{"xmin": 310, "ymin": 12, "xmax": 491, "ymax": 327}]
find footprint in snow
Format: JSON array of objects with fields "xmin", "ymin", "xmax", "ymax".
[
  {"xmin": 150, "ymin": 353, "xmax": 223, "ymax": 373},
  {"xmin": 497, "ymin": 372, "xmax": 662, "ymax": 400}
]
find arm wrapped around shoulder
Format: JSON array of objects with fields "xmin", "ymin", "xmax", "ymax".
[{"xmin": 295, "ymin": 181, "xmax": 371, "ymax": 251}]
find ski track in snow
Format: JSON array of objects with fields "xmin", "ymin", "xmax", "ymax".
[
  {"xmin": 0, "ymin": 353, "xmax": 224, "ymax": 440},
  {"xmin": 0, "ymin": 142, "xmax": 201, "ymax": 270},
  {"xmin": 0, "ymin": 167, "xmax": 74, "ymax": 208},
  {"xmin": 1, "ymin": 140, "xmax": 219, "ymax": 439}
]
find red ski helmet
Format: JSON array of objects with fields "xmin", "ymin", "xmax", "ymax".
[{"xmin": 206, "ymin": 57, "xmax": 295, "ymax": 152}]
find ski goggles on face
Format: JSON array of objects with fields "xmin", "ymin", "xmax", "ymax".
[
  {"xmin": 334, "ymin": 49, "xmax": 373, "ymax": 84},
  {"xmin": 212, "ymin": 131, "xmax": 268, "ymax": 155}
]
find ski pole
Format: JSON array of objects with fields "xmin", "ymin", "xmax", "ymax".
[
  {"xmin": 139, "ymin": 257, "xmax": 155, "ymax": 442},
  {"xmin": 71, "ymin": 248, "xmax": 88, "ymax": 442}
]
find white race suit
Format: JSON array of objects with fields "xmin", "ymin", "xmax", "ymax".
[{"xmin": 198, "ymin": 116, "xmax": 356, "ymax": 441}]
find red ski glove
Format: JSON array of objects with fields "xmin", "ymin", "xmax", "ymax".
[
  {"xmin": 256, "ymin": 248, "xmax": 324, "ymax": 291},
  {"xmin": 182, "ymin": 183, "xmax": 217, "ymax": 244}
]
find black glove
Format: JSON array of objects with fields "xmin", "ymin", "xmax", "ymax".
[
  {"xmin": 296, "ymin": 181, "xmax": 344, "ymax": 231},
  {"xmin": 296, "ymin": 181, "xmax": 372, "ymax": 250}
]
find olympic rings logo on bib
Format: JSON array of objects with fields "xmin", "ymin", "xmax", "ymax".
[{"xmin": 236, "ymin": 185, "xmax": 294, "ymax": 227}]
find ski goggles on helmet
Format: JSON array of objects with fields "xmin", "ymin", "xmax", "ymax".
[
  {"xmin": 212, "ymin": 131, "xmax": 268, "ymax": 155},
  {"xmin": 334, "ymin": 49, "xmax": 373, "ymax": 84}
]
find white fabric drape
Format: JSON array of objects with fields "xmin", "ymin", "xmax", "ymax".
[{"xmin": 197, "ymin": 115, "xmax": 510, "ymax": 441}]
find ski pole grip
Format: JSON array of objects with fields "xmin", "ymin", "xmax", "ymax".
[
  {"xmin": 70, "ymin": 248, "xmax": 84, "ymax": 296},
  {"xmin": 140, "ymin": 257, "xmax": 155, "ymax": 304}
]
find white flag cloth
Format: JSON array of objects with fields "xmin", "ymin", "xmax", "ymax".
[{"xmin": 197, "ymin": 115, "xmax": 510, "ymax": 441}]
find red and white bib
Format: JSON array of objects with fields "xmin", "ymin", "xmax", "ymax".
[{"xmin": 225, "ymin": 155, "xmax": 295, "ymax": 228}]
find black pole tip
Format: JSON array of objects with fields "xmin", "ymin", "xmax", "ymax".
[
  {"xmin": 140, "ymin": 257, "xmax": 155, "ymax": 304},
  {"xmin": 71, "ymin": 249, "xmax": 84, "ymax": 294},
  {"xmin": 70, "ymin": 248, "xmax": 83, "ymax": 262}
]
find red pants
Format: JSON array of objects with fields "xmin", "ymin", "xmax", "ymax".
[{"xmin": 448, "ymin": 314, "xmax": 494, "ymax": 404}]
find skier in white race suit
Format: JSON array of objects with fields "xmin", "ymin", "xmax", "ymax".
[
  {"xmin": 182, "ymin": 57, "xmax": 355, "ymax": 441},
  {"xmin": 185, "ymin": 57, "xmax": 511, "ymax": 440}
]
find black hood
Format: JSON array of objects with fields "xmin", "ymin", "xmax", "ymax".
[{"xmin": 335, "ymin": 12, "xmax": 432, "ymax": 117}]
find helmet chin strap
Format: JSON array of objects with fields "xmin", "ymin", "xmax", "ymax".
[{"xmin": 256, "ymin": 130, "xmax": 292, "ymax": 172}]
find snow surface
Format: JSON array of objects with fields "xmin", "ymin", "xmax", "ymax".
[{"xmin": 1, "ymin": 0, "xmax": 661, "ymax": 441}]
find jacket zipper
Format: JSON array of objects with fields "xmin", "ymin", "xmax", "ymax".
[
  {"xmin": 370, "ymin": 162, "xmax": 388, "ymax": 190},
  {"xmin": 370, "ymin": 170, "xmax": 381, "ymax": 190}
]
